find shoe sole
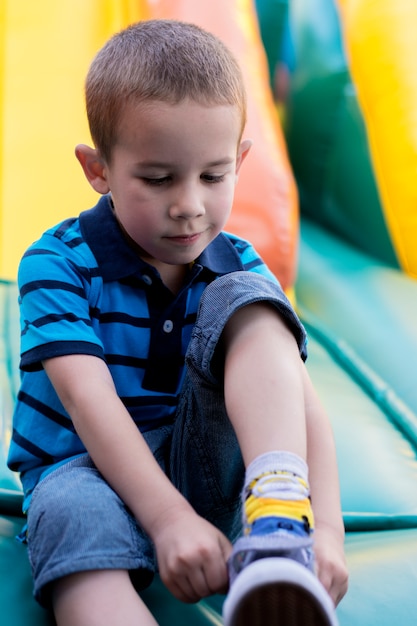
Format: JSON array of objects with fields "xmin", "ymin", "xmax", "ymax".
[{"xmin": 223, "ymin": 557, "xmax": 338, "ymax": 626}]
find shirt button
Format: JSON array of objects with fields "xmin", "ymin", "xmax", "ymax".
[
  {"xmin": 163, "ymin": 320, "xmax": 174, "ymax": 333},
  {"xmin": 142, "ymin": 274, "xmax": 152, "ymax": 285}
]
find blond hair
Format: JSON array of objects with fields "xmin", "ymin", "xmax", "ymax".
[{"xmin": 85, "ymin": 19, "xmax": 247, "ymax": 162}]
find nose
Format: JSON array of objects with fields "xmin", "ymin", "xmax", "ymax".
[{"xmin": 168, "ymin": 181, "xmax": 205, "ymax": 220}]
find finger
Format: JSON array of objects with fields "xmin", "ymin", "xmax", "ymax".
[
  {"xmin": 219, "ymin": 533, "xmax": 233, "ymax": 561},
  {"xmin": 317, "ymin": 564, "xmax": 349, "ymax": 607},
  {"xmin": 187, "ymin": 567, "xmax": 213, "ymax": 600},
  {"xmin": 168, "ymin": 573, "xmax": 201, "ymax": 604},
  {"xmin": 192, "ymin": 533, "xmax": 231, "ymax": 597},
  {"xmin": 332, "ymin": 571, "xmax": 349, "ymax": 606},
  {"xmin": 180, "ymin": 546, "xmax": 230, "ymax": 600},
  {"xmin": 162, "ymin": 559, "xmax": 219, "ymax": 603},
  {"xmin": 204, "ymin": 548, "xmax": 230, "ymax": 594},
  {"xmin": 316, "ymin": 568, "xmax": 333, "ymax": 601}
]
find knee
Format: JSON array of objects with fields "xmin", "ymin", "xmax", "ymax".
[
  {"xmin": 222, "ymin": 300, "xmax": 297, "ymax": 354},
  {"xmin": 190, "ymin": 272, "xmax": 307, "ymax": 376},
  {"xmin": 27, "ymin": 464, "xmax": 123, "ymax": 544}
]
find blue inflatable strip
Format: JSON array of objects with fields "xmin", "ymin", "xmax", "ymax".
[
  {"xmin": 299, "ymin": 308, "xmax": 417, "ymax": 449},
  {"xmin": 1, "ymin": 280, "xmax": 19, "ymax": 402},
  {"xmin": 0, "ymin": 488, "xmax": 23, "ymax": 517},
  {"xmin": 343, "ymin": 513, "xmax": 417, "ymax": 532}
]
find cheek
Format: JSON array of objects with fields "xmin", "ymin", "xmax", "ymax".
[
  {"xmin": 116, "ymin": 205, "xmax": 155, "ymax": 244},
  {"xmin": 214, "ymin": 185, "xmax": 235, "ymax": 216},
  {"xmin": 126, "ymin": 214, "xmax": 155, "ymax": 240}
]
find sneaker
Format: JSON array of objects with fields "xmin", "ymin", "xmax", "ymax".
[{"xmin": 223, "ymin": 533, "xmax": 338, "ymax": 626}]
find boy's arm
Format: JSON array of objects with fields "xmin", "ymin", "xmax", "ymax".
[
  {"xmin": 302, "ymin": 364, "xmax": 349, "ymax": 605},
  {"xmin": 43, "ymin": 353, "xmax": 232, "ymax": 602}
]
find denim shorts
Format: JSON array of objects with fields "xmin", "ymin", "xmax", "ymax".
[{"xmin": 26, "ymin": 271, "xmax": 306, "ymax": 607}]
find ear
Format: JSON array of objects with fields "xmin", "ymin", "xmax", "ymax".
[
  {"xmin": 235, "ymin": 139, "xmax": 252, "ymax": 178},
  {"xmin": 75, "ymin": 144, "xmax": 110, "ymax": 194}
]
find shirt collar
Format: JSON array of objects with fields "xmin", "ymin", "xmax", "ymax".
[{"xmin": 79, "ymin": 195, "xmax": 243, "ymax": 281}]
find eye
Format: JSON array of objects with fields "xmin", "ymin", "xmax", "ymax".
[
  {"xmin": 201, "ymin": 173, "xmax": 226, "ymax": 184},
  {"xmin": 142, "ymin": 176, "xmax": 171, "ymax": 186}
]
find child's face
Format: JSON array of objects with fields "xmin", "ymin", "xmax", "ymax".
[{"xmin": 86, "ymin": 99, "xmax": 250, "ymax": 278}]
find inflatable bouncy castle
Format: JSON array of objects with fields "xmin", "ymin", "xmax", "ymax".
[{"xmin": 1, "ymin": 0, "xmax": 417, "ymax": 624}]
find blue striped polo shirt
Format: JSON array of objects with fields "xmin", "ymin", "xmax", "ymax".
[{"xmin": 7, "ymin": 195, "xmax": 281, "ymax": 509}]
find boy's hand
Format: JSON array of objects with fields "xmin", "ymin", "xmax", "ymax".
[
  {"xmin": 314, "ymin": 524, "xmax": 349, "ymax": 606},
  {"xmin": 151, "ymin": 506, "xmax": 232, "ymax": 603}
]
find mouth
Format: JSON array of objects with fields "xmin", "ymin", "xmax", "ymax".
[{"xmin": 166, "ymin": 232, "xmax": 202, "ymax": 245}]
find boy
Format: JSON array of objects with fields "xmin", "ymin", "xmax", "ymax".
[{"xmin": 8, "ymin": 19, "xmax": 347, "ymax": 626}]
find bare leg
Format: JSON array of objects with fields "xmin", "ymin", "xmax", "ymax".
[
  {"xmin": 52, "ymin": 570, "xmax": 158, "ymax": 626},
  {"xmin": 221, "ymin": 300, "xmax": 347, "ymax": 611},
  {"xmin": 223, "ymin": 302, "xmax": 306, "ymax": 465}
]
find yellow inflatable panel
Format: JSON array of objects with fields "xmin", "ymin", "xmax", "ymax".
[
  {"xmin": 337, "ymin": 0, "xmax": 417, "ymax": 278},
  {"xmin": 0, "ymin": 1, "xmax": 149, "ymax": 279}
]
